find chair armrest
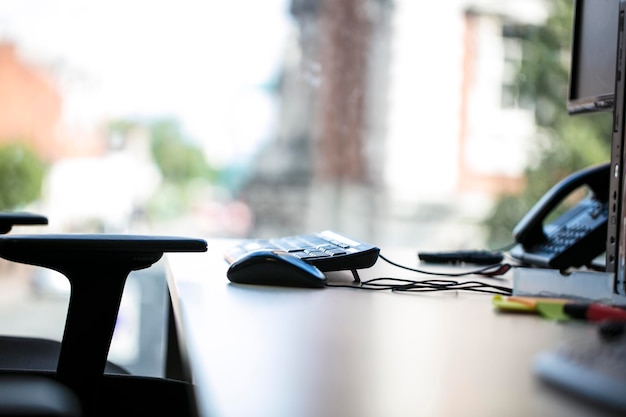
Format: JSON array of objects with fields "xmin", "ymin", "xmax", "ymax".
[
  {"xmin": 0, "ymin": 212, "xmax": 48, "ymax": 234},
  {"xmin": 0, "ymin": 233, "xmax": 207, "ymax": 413}
]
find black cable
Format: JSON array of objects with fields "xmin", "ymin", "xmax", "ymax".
[
  {"xmin": 324, "ymin": 253, "xmax": 514, "ymax": 295},
  {"xmin": 326, "ymin": 278, "xmax": 512, "ymax": 295},
  {"xmin": 363, "ymin": 277, "xmax": 512, "ymax": 292},
  {"xmin": 378, "ymin": 253, "xmax": 513, "ymax": 277},
  {"xmin": 393, "ymin": 281, "xmax": 512, "ymax": 295}
]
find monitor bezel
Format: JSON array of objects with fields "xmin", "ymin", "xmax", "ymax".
[{"xmin": 567, "ymin": 0, "xmax": 618, "ymax": 115}]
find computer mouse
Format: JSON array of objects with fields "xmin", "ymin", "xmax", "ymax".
[{"xmin": 226, "ymin": 249, "xmax": 327, "ymax": 288}]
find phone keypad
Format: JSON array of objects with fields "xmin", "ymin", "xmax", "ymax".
[{"xmin": 542, "ymin": 225, "xmax": 592, "ymax": 254}]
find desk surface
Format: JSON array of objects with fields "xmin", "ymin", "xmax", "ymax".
[{"xmin": 166, "ymin": 240, "xmax": 621, "ymax": 417}]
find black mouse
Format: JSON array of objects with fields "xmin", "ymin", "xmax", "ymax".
[{"xmin": 226, "ymin": 249, "xmax": 327, "ymax": 288}]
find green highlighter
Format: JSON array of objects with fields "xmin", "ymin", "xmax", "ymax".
[
  {"xmin": 534, "ymin": 301, "xmax": 571, "ymax": 321},
  {"xmin": 492, "ymin": 295, "xmax": 572, "ymax": 321}
]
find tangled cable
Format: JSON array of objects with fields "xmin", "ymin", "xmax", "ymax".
[{"xmin": 325, "ymin": 253, "xmax": 513, "ymax": 296}]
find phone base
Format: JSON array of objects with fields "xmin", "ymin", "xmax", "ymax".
[{"xmin": 512, "ymin": 267, "xmax": 621, "ymax": 305}]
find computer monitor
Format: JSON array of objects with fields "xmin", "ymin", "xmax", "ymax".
[
  {"xmin": 567, "ymin": 0, "xmax": 623, "ymax": 291},
  {"xmin": 613, "ymin": 1, "xmax": 626, "ymax": 295},
  {"xmin": 605, "ymin": 0, "xmax": 626, "ymax": 293},
  {"xmin": 567, "ymin": 0, "xmax": 619, "ymax": 115}
]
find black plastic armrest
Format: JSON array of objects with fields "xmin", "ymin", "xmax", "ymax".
[
  {"xmin": 0, "ymin": 233, "xmax": 207, "ymax": 412},
  {"xmin": 0, "ymin": 212, "xmax": 48, "ymax": 234}
]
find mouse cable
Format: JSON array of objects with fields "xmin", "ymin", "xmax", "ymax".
[
  {"xmin": 325, "ymin": 276, "xmax": 513, "ymax": 295},
  {"xmin": 324, "ymin": 253, "xmax": 514, "ymax": 295}
]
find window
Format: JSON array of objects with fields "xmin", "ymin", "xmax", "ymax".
[{"xmin": 0, "ymin": 0, "xmax": 558, "ymax": 372}]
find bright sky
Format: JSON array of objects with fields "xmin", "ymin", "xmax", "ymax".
[{"xmin": 0, "ymin": 0, "xmax": 291, "ymax": 165}]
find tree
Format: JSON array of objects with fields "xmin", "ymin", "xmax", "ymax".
[
  {"xmin": 0, "ymin": 142, "xmax": 46, "ymax": 210},
  {"xmin": 483, "ymin": 0, "xmax": 612, "ymax": 248},
  {"xmin": 109, "ymin": 117, "xmax": 222, "ymax": 220},
  {"xmin": 107, "ymin": 117, "xmax": 217, "ymax": 187},
  {"xmin": 146, "ymin": 119, "xmax": 220, "ymax": 219},
  {"xmin": 149, "ymin": 119, "xmax": 216, "ymax": 185}
]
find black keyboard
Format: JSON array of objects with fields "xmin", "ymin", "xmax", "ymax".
[{"xmin": 224, "ymin": 230, "xmax": 380, "ymax": 272}]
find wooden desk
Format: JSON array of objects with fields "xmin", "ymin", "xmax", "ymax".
[{"xmin": 165, "ymin": 240, "xmax": 620, "ymax": 417}]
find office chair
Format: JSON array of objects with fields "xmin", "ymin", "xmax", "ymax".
[{"xmin": 0, "ymin": 213, "xmax": 207, "ymax": 416}]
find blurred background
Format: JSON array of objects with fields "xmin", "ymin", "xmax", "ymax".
[{"xmin": 0, "ymin": 0, "xmax": 613, "ymax": 375}]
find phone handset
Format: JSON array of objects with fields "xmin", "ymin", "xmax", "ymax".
[
  {"xmin": 513, "ymin": 162, "xmax": 610, "ymax": 246},
  {"xmin": 510, "ymin": 163, "xmax": 610, "ymax": 270}
]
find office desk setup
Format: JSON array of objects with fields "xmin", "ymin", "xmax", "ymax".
[{"xmin": 165, "ymin": 239, "xmax": 623, "ymax": 417}]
